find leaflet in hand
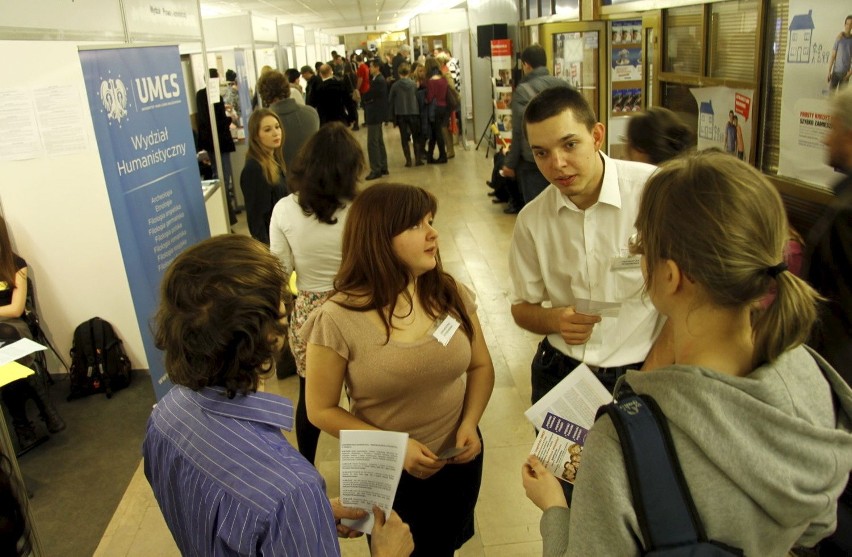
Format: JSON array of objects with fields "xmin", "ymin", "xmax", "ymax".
[
  {"xmin": 339, "ymin": 430, "xmax": 408, "ymax": 534},
  {"xmin": 524, "ymin": 363, "xmax": 613, "ymax": 430},
  {"xmin": 531, "ymin": 412, "xmax": 589, "ymax": 484},
  {"xmin": 525, "ymin": 364, "xmax": 612, "ymax": 484}
]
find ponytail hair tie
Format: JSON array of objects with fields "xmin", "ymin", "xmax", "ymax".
[{"xmin": 766, "ymin": 262, "xmax": 788, "ymax": 278}]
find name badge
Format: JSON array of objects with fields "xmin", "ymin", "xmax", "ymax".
[
  {"xmin": 611, "ymin": 255, "xmax": 642, "ymax": 270},
  {"xmin": 433, "ymin": 315, "xmax": 461, "ymax": 346}
]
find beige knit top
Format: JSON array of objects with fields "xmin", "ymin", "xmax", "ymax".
[{"xmin": 303, "ymin": 285, "xmax": 476, "ymax": 454}]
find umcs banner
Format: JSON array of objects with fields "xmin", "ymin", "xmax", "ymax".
[{"xmin": 79, "ymin": 45, "xmax": 210, "ymax": 400}]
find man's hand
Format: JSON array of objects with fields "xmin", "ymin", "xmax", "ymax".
[
  {"xmin": 559, "ymin": 307, "xmax": 601, "ymax": 345},
  {"xmin": 328, "ymin": 497, "xmax": 366, "ymax": 538},
  {"xmin": 500, "ymin": 165, "xmax": 515, "ymax": 178},
  {"xmin": 371, "ymin": 506, "xmax": 414, "ymax": 557}
]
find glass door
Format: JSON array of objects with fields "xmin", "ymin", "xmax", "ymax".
[{"xmin": 542, "ymin": 21, "xmax": 607, "ymax": 125}]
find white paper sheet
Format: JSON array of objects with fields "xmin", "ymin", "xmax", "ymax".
[{"xmin": 339, "ymin": 430, "xmax": 408, "ymax": 534}]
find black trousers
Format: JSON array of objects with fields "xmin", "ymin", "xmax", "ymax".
[
  {"xmin": 391, "ymin": 435, "xmax": 483, "ymax": 557},
  {"xmin": 531, "ymin": 338, "xmax": 641, "ymax": 403},
  {"xmin": 295, "ymin": 376, "xmax": 320, "ymax": 464}
]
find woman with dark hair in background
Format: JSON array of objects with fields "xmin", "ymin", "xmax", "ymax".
[
  {"xmin": 268, "ymin": 122, "xmax": 364, "ymax": 464},
  {"xmin": 0, "ymin": 215, "xmax": 64, "ymax": 453},
  {"xmin": 305, "ymin": 184, "xmax": 494, "ymax": 556},
  {"xmin": 240, "ymin": 108, "xmax": 288, "ymax": 245},
  {"xmin": 625, "ymin": 106, "xmax": 694, "ymax": 165},
  {"xmin": 424, "ymin": 57, "xmax": 448, "ymax": 164},
  {"xmin": 412, "ymin": 64, "xmax": 429, "ymax": 165}
]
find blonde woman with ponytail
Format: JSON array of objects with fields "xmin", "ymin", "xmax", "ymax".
[
  {"xmin": 522, "ymin": 150, "xmax": 852, "ymax": 556},
  {"xmin": 240, "ymin": 108, "xmax": 288, "ymax": 244}
]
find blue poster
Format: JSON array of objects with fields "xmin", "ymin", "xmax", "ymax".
[{"xmin": 79, "ymin": 45, "xmax": 210, "ymax": 400}]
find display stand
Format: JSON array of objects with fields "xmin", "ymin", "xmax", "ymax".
[
  {"xmin": 488, "ymin": 39, "xmax": 514, "ymax": 157},
  {"xmin": 607, "ymin": 19, "xmax": 644, "ymax": 159},
  {"xmin": 475, "ymin": 113, "xmax": 496, "ymax": 157}
]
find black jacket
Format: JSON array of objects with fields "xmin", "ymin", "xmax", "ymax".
[
  {"xmin": 804, "ymin": 173, "xmax": 852, "ymax": 384},
  {"xmin": 363, "ymin": 74, "xmax": 389, "ymax": 125},
  {"xmin": 312, "ymin": 78, "xmax": 349, "ymax": 125},
  {"xmin": 195, "ymin": 88, "xmax": 235, "ymax": 154}
]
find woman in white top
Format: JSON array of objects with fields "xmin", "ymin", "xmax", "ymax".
[{"xmin": 269, "ymin": 121, "xmax": 365, "ymax": 464}]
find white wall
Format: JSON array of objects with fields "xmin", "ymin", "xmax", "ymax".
[{"xmin": 0, "ymin": 40, "xmax": 147, "ymax": 370}]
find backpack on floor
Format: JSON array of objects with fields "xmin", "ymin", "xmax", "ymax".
[
  {"xmin": 596, "ymin": 386, "xmax": 744, "ymax": 556},
  {"xmin": 67, "ymin": 317, "xmax": 131, "ymax": 401}
]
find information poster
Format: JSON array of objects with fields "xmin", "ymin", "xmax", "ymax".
[
  {"xmin": 491, "ymin": 39, "xmax": 514, "ymax": 147},
  {"xmin": 553, "ymin": 32, "xmax": 583, "ymax": 89},
  {"xmin": 779, "ymin": 0, "xmax": 848, "ymax": 187},
  {"xmin": 690, "ymin": 86, "xmax": 754, "ymax": 162},
  {"xmin": 79, "ymin": 45, "xmax": 210, "ymax": 400},
  {"xmin": 234, "ymin": 49, "xmax": 253, "ymax": 128}
]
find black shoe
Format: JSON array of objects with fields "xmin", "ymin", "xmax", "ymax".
[
  {"xmin": 381, "ymin": 169, "xmax": 389, "ymax": 175},
  {"xmin": 503, "ymin": 204, "xmax": 521, "ymax": 214},
  {"xmin": 365, "ymin": 172, "xmax": 382, "ymax": 180},
  {"xmin": 436, "ymin": 157, "xmax": 448, "ymax": 164},
  {"xmin": 491, "ymin": 198, "xmax": 505, "ymax": 204},
  {"xmin": 352, "ymin": 124, "xmax": 360, "ymax": 131}
]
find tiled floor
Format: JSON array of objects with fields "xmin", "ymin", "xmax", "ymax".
[{"xmin": 93, "ymin": 124, "xmax": 546, "ymax": 556}]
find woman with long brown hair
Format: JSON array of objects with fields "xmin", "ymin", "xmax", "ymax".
[
  {"xmin": 0, "ymin": 216, "xmax": 64, "ymax": 453},
  {"xmin": 304, "ymin": 184, "xmax": 494, "ymax": 556},
  {"xmin": 268, "ymin": 122, "xmax": 364, "ymax": 464},
  {"xmin": 239, "ymin": 108, "xmax": 288, "ymax": 244}
]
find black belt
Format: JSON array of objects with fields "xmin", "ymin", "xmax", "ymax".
[{"xmin": 540, "ymin": 338, "xmax": 642, "ymax": 375}]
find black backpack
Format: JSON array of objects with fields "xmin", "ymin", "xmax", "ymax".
[
  {"xmin": 597, "ymin": 387, "xmax": 744, "ymax": 556},
  {"xmin": 68, "ymin": 317, "xmax": 131, "ymax": 400}
]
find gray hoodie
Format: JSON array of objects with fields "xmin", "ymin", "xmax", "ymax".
[{"xmin": 541, "ymin": 345, "xmax": 852, "ymax": 556}]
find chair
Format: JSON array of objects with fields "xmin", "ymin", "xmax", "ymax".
[{"xmin": 22, "ymin": 277, "xmax": 66, "ymax": 385}]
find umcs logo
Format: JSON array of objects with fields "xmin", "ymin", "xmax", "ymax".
[
  {"xmin": 100, "ymin": 78, "xmax": 129, "ymax": 122},
  {"xmin": 135, "ymin": 73, "xmax": 181, "ymax": 104}
]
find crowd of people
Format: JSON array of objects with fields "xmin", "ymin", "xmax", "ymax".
[{"xmin": 140, "ymin": 43, "xmax": 852, "ymax": 557}]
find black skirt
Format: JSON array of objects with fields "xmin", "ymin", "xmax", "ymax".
[{"xmin": 391, "ymin": 435, "xmax": 484, "ymax": 557}]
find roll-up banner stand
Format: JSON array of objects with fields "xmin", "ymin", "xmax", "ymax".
[{"xmin": 79, "ymin": 45, "xmax": 210, "ymax": 401}]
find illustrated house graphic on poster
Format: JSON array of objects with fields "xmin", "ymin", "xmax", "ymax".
[
  {"xmin": 698, "ymin": 100, "xmax": 715, "ymax": 140},
  {"xmin": 787, "ymin": 10, "xmax": 815, "ymax": 63}
]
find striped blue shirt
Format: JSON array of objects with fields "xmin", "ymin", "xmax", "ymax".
[{"xmin": 143, "ymin": 385, "xmax": 340, "ymax": 557}]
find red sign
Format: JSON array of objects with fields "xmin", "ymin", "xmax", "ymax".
[
  {"xmin": 735, "ymin": 93, "xmax": 751, "ymax": 121},
  {"xmin": 491, "ymin": 39, "xmax": 512, "ymax": 57}
]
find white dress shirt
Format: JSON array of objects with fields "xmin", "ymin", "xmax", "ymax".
[
  {"xmin": 508, "ymin": 152, "xmax": 660, "ymax": 367},
  {"xmin": 269, "ymin": 194, "xmax": 349, "ymax": 292}
]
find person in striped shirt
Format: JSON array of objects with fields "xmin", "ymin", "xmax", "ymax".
[{"xmin": 143, "ymin": 234, "xmax": 414, "ymax": 557}]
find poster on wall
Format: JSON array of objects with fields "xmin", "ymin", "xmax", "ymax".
[
  {"xmin": 690, "ymin": 86, "xmax": 754, "ymax": 162},
  {"xmin": 611, "ymin": 47, "xmax": 642, "ymax": 82},
  {"xmin": 491, "ymin": 39, "xmax": 514, "ymax": 146},
  {"xmin": 553, "ymin": 32, "xmax": 583, "ymax": 89},
  {"xmin": 778, "ymin": 1, "xmax": 848, "ymax": 187},
  {"xmin": 79, "ymin": 45, "xmax": 211, "ymax": 400},
  {"xmin": 234, "ymin": 49, "xmax": 253, "ymax": 129}
]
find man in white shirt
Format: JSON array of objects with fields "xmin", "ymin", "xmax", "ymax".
[{"xmin": 508, "ymin": 86, "xmax": 667, "ymax": 402}]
